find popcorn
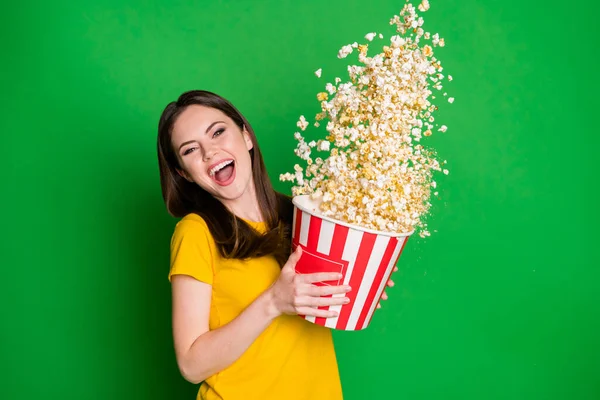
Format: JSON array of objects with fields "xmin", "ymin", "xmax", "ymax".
[
  {"xmin": 315, "ymin": 68, "xmax": 322, "ymax": 78},
  {"xmin": 338, "ymin": 44, "xmax": 354, "ymax": 59},
  {"xmin": 281, "ymin": 1, "xmax": 453, "ymax": 236},
  {"xmin": 365, "ymin": 32, "xmax": 377, "ymax": 41},
  {"xmin": 296, "ymin": 115, "xmax": 309, "ymax": 131}
]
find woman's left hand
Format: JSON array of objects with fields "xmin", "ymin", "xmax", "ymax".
[{"xmin": 377, "ymin": 266, "xmax": 398, "ymax": 309}]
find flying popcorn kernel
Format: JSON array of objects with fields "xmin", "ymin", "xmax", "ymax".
[
  {"xmin": 338, "ymin": 44, "xmax": 354, "ymax": 59},
  {"xmin": 315, "ymin": 68, "xmax": 322, "ymax": 78},
  {"xmin": 297, "ymin": 115, "xmax": 309, "ymax": 131}
]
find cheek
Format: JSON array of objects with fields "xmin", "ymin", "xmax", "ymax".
[{"xmin": 183, "ymin": 156, "xmax": 207, "ymax": 179}]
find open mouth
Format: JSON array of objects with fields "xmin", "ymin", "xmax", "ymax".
[{"xmin": 208, "ymin": 159, "xmax": 236, "ymax": 186}]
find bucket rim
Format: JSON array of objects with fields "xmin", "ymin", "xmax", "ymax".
[{"xmin": 292, "ymin": 194, "xmax": 414, "ymax": 238}]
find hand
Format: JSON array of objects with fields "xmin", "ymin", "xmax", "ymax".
[
  {"xmin": 268, "ymin": 246, "xmax": 352, "ymax": 318},
  {"xmin": 377, "ymin": 266, "xmax": 398, "ymax": 309}
]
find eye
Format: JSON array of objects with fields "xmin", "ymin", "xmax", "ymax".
[
  {"xmin": 182, "ymin": 147, "xmax": 197, "ymax": 156},
  {"xmin": 213, "ymin": 128, "xmax": 225, "ymax": 138}
]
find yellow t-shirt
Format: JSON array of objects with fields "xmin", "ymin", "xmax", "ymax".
[{"xmin": 168, "ymin": 213, "xmax": 343, "ymax": 400}]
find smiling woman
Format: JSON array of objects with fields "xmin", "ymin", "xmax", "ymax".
[
  {"xmin": 157, "ymin": 91, "xmax": 291, "ymax": 264},
  {"xmin": 156, "ymin": 90, "xmax": 352, "ymax": 399}
]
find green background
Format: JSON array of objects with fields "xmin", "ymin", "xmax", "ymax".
[{"xmin": 2, "ymin": 0, "xmax": 598, "ymax": 399}]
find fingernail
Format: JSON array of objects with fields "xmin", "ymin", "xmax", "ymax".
[
  {"xmin": 345, "ymin": 286, "xmax": 352, "ymax": 292},
  {"xmin": 344, "ymin": 298, "xmax": 350, "ymax": 304},
  {"xmin": 337, "ymin": 273, "xmax": 343, "ymax": 279}
]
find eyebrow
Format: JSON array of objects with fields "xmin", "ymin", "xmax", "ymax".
[{"xmin": 178, "ymin": 120, "xmax": 226, "ymax": 151}]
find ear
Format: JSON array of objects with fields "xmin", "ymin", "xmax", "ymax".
[
  {"xmin": 243, "ymin": 128, "xmax": 254, "ymax": 151},
  {"xmin": 176, "ymin": 168, "xmax": 193, "ymax": 183}
]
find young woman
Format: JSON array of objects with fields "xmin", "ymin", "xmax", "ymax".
[{"xmin": 157, "ymin": 90, "xmax": 393, "ymax": 399}]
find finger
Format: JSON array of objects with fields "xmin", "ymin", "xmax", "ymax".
[
  {"xmin": 302, "ymin": 272, "xmax": 343, "ymax": 284},
  {"xmin": 309, "ymin": 284, "xmax": 352, "ymax": 296},
  {"xmin": 376, "ymin": 303, "xmax": 381, "ymax": 309},
  {"xmin": 296, "ymin": 296, "xmax": 350, "ymax": 307},
  {"xmin": 387, "ymin": 279, "xmax": 395, "ymax": 288},
  {"xmin": 381, "ymin": 291, "xmax": 388, "ymax": 301},
  {"xmin": 393, "ymin": 266, "xmax": 398, "ymax": 272},
  {"xmin": 284, "ymin": 246, "xmax": 303, "ymax": 270},
  {"xmin": 296, "ymin": 307, "xmax": 339, "ymax": 318}
]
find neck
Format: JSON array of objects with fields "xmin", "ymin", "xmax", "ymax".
[{"xmin": 221, "ymin": 180, "xmax": 263, "ymax": 223}]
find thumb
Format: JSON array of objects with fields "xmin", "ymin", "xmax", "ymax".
[{"xmin": 285, "ymin": 245, "xmax": 303, "ymax": 270}]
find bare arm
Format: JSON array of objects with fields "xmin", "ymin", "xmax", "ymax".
[{"xmin": 171, "ymin": 247, "xmax": 351, "ymax": 384}]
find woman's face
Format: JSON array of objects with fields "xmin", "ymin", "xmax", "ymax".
[{"xmin": 171, "ymin": 105, "xmax": 254, "ymax": 204}]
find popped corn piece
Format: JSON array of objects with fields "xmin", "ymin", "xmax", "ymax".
[
  {"xmin": 438, "ymin": 125, "xmax": 447, "ymax": 132},
  {"xmin": 448, "ymin": 97, "xmax": 454, "ymax": 103},
  {"xmin": 365, "ymin": 32, "xmax": 377, "ymax": 41},
  {"xmin": 315, "ymin": 68, "xmax": 322, "ymax": 78},
  {"xmin": 379, "ymin": 33, "xmax": 383, "ymax": 39},
  {"xmin": 317, "ymin": 92, "xmax": 328, "ymax": 101},
  {"xmin": 325, "ymin": 83, "xmax": 336, "ymax": 95},
  {"xmin": 338, "ymin": 44, "xmax": 353, "ymax": 59},
  {"xmin": 297, "ymin": 116, "xmax": 309, "ymax": 131},
  {"xmin": 448, "ymin": 75, "xmax": 453, "ymax": 81},
  {"xmin": 317, "ymin": 140, "xmax": 330, "ymax": 151},
  {"xmin": 418, "ymin": 0, "xmax": 430, "ymax": 12}
]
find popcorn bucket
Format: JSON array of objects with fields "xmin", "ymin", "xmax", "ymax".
[{"xmin": 291, "ymin": 195, "xmax": 413, "ymax": 331}]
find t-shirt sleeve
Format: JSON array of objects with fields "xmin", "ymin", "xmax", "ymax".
[{"xmin": 168, "ymin": 218, "xmax": 215, "ymax": 285}]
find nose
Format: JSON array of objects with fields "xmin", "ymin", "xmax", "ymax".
[{"xmin": 203, "ymin": 147, "xmax": 217, "ymax": 162}]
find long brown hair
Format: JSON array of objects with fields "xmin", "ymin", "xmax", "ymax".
[{"xmin": 157, "ymin": 90, "xmax": 293, "ymax": 267}]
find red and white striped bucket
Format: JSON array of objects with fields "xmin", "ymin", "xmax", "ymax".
[{"xmin": 291, "ymin": 195, "xmax": 412, "ymax": 331}]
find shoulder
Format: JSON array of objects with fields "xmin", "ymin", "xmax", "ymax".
[
  {"xmin": 179, "ymin": 212, "xmax": 208, "ymax": 226},
  {"xmin": 172, "ymin": 213, "xmax": 212, "ymax": 239}
]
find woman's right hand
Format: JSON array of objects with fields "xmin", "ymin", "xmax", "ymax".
[{"xmin": 267, "ymin": 246, "xmax": 352, "ymax": 318}]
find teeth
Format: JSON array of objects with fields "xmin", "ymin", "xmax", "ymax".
[{"xmin": 209, "ymin": 160, "xmax": 233, "ymax": 177}]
